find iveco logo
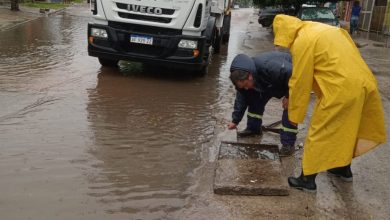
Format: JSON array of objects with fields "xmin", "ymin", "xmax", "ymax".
[{"xmin": 127, "ymin": 4, "xmax": 163, "ymax": 15}]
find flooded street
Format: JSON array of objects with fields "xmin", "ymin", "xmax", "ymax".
[
  {"xmin": 2, "ymin": 5, "xmax": 390, "ymax": 220},
  {"xmin": 0, "ymin": 6, "xmax": 253, "ymax": 219}
]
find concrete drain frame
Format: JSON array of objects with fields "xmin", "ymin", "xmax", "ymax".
[{"xmin": 213, "ymin": 141, "xmax": 289, "ymax": 196}]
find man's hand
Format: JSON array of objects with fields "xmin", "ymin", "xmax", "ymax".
[
  {"xmin": 282, "ymin": 97, "xmax": 289, "ymax": 109},
  {"xmin": 228, "ymin": 122, "xmax": 237, "ymax": 130}
]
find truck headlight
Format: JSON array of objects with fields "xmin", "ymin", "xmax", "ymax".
[
  {"xmin": 178, "ymin": 40, "xmax": 198, "ymax": 49},
  {"xmin": 91, "ymin": 28, "xmax": 108, "ymax": 38}
]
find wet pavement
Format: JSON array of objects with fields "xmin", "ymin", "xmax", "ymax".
[
  {"xmin": 214, "ymin": 142, "xmax": 288, "ymax": 196},
  {"xmin": 0, "ymin": 8, "xmax": 38, "ymax": 31},
  {"xmin": 1, "ymin": 5, "xmax": 390, "ymax": 220},
  {"xmin": 0, "ymin": 5, "xmax": 248, "ymax": 220}
]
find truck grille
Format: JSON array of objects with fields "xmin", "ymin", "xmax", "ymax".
[
  {"xmin": 116, "ymin": 3, "xmax": 174, "ymax": 23},
  {"xmin": 118, "ymin": 12, "xmax": 171, "ymax": 24},
  {"xmin": 108, "ymin": 21, "xmax": 181, "ymax": 36},
  {"xmin": 116, "ymin": 3, "xmax": 175, "ymax": 15}
]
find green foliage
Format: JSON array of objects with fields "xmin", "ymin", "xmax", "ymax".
[
  {"xmin": 252, "ymin": 0, "xmax": 332, "ymax": 8},
  {"xmin": 21, "ymin": 2, "xmax": 67, "ymax": 10},
  {"xmin": 21, "ymin": 0, "xmax": 84, "ymax": 10},
  {"xmin": 234, "ymin": 0, "xmax": 253, "ymax": 7}
]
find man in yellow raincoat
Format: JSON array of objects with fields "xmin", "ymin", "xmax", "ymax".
[{"xmin": 273, "ymin": 15, "xmax": 386, "ymax": 192}]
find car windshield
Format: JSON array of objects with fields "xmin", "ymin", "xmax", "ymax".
[
  {"xmin": 300, "ymin": 8, "xmax": 335, "ymax": 20},
  {"xmin": 260, "ymin": 8, "xmax": 283, "ymax": 15}
]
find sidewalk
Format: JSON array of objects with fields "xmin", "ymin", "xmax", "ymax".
[
  {"xmin": 228, "ymin": 9, "xmax": 390, "ymax": 219},
  {"xmin": 356, "ymin": 34, "xmax": 390, "ymax": 77},
  {"xmin": 340, "ymin": 20, "xmax": 390, "ymax": 48}
]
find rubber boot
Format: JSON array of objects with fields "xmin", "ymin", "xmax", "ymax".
[
  {"xmin": 327, "ymin": 164, "xmax": 353, "ymax": 182},
  {"xmin": 279, "ymin": 144, "xmax": 295, "ymax": 157},
  {"xmin": 237, "ymin": 128, "xmax": 262, "ymax": 137},
  {"xmin": 288, "ymin": 172, "xmax": 317, "ymax": 193}
]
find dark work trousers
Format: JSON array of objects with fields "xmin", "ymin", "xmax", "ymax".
[
  {"xmin": 245, "ymin": 91, "xmax": 297, "ymax": 146},
  {"xmin": 245, "ymin": 90, "xmax": 268, "ymax": 132},
  {"xmin": 281, "ymin": 109, "xmax": 297, "ymax": 146}
]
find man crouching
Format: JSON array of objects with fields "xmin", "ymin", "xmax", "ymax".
[{"xmin": 228, "ymin": 51, "xmax": 297, "ymax": 156}]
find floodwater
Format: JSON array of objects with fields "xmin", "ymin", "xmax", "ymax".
[
  {"xmin": 3, "ymin": 6, "xmax": 390, "ymax": 220},
  {"xmin": 0, "ymin": 6, "xmax": 253, "ymax": 219}
]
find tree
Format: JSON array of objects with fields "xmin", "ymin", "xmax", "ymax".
[
  {"xmin": 11, "ymin": 0, "xmax": 19, "ymax": 11},
  {"xmin": 234, "ymin": 0, "xmax": 253, "ymax": 7}
]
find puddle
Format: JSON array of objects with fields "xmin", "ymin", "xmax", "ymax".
[{"xmin": 218, "ymin": 142, "xmax": 279, "ymax": 160}]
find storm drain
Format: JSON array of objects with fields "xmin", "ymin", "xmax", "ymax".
[{"xmin": 213, "ymin": 141, "xmax": 289, "ymax": 196}]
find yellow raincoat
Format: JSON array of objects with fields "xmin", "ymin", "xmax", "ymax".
[{"xmin": 273, "ymin": 15, "xmax": 386, "ymax": 175}]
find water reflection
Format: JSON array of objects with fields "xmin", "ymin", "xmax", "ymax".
[
  {"xmin": 0, "ymin": 6, "xmax": 240, "ymax": 218},
  {"xmin": 85, "ymin": 60, "xmax": 226, "ymax": 216},
  {"xmin": 0, "ymin": 14, "xmax": 87, "ymax": 92}
]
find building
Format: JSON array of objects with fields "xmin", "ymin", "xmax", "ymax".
[{"xmin": 337, "ymin": 0, "xmax": 390, "ymax": 35}]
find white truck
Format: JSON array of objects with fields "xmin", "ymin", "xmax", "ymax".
[{"xmin": 88, "ymin": 0, "xmax": 232, "ymax": 74}]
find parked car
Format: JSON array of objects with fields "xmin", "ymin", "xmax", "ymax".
[
  {"xmin": 233, "ymin": 4, "xmax": 240, "ymax": 9},
  {"xmin": 297, "ymin": 7, "xmax": 340, "ymax": 27},
  {"xmin": 258, "ymin": 7, "xmax": 294, "ymax": 27}
]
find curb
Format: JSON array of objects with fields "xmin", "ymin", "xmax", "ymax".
[
  {"xmin": 47, "ymin": 7, "xmax": 66, "ymax": 16},
  {"xmin": 354, "ymin": 41, "xmax": 369, "ymax": 48}
]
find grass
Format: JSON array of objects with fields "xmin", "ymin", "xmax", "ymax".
[
  {"xmin": 21, "ymin": 0, "xmax": 85, "ymax": 10},
  {"xmin": 22, "ymin": 2, "xmax": 67, "ymax": 10}
]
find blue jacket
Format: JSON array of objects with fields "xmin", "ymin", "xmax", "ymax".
[
  {"xmin": 230, "ymin": 51, "xmax": 292, "ymax": 124},
  {"xmin": 351, "ymin": 6, "xmax": 361, "ymax": 17}
]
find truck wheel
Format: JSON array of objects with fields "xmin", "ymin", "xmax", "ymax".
[
  {"xmin": 213, "ymin": 31, "xmax": 222, "ymax": 53},
  {"xmin": 197, "ymin": 65, "xmax": 209, "ymax": 77},
  {"xmin": 98, "ymin": 58, "xmax": 118, "ymax": 67},
  {"xmin": 222, "ymin": 31, "xmax": 230, "ymax": 43},
  {"xmin": 195, "ymin": 46, "xmax": 211, "ymax": 77},
  {"xmin": 222, "ymin": 15, "xmax": 231, "ymax": 43}
]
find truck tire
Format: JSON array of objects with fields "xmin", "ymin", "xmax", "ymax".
[
  {"xmin": 212, "ymin": 30, "xmax": 222, "ymax": 53},
  {"xmin": 98, "ymin": 58, "xmax": 118, "ymax": 67},
  {"xmin": 196, "ymin": 46, "xmax": 211, "ymax": 77},
  {"xmin": 204, "ymin": 16, "xmax": 216, "ymax": 46},
  {"xmin": 197, "ymin": 65, "xmax": 209, "ymax": 77},
  {"xmin": 222, "ymin": 15, "xmax": 231, "ymax": 43}
]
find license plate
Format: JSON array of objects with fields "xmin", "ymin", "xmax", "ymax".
[{"xmin": 130, "ymin": 34, "xmax": 153, "ymax": 45}]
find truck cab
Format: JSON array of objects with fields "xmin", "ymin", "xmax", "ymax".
[{"xmin": 88, "ymin": 0, "xmax": 231, "ymax": 74}]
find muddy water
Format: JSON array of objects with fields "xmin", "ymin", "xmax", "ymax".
[{"xmin": 0, "ymin": 7, "xmax": 252, "ymax": 219}]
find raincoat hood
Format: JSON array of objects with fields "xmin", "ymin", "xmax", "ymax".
[
  {"xmin": 273, "ymin": 15, "xmax": 304, "ymax": 48},
  {"xmin": 230, "ymin": 54, "xmax": 256, "ymax": 74}
]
